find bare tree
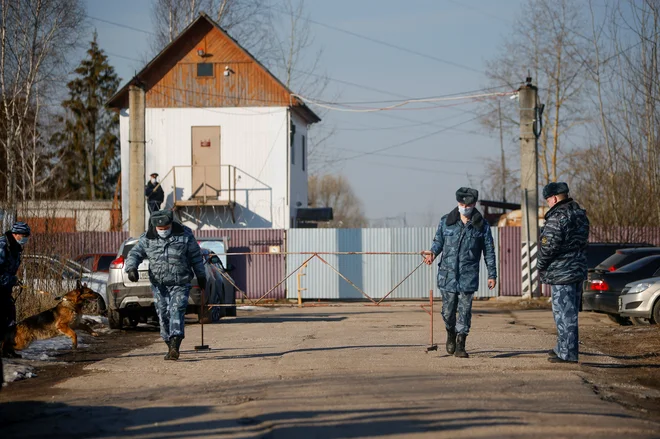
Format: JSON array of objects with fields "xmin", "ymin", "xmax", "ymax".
[
  {"xmin": 150, "ymin": 0, "xmax": 274, "ymax": 60},
  {"xmin": 480, "ymin": 0, "xmax": 591, "ymax": 200},
  {"xmin": 269, "ymin": 0, "xmax": 336, "ymax": 173},
  {"xmin": 569, "ymin": 0, "xmax": 660, "ymax": 234},
  {"xmin": 308, "ymin": 174, "xmax": 368, "ymax": 228},
  {"xmin": 0, "ymin": 0, "xmax": 85, "ymax": 227}
]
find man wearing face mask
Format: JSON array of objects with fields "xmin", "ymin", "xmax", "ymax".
[
  {"xmin": 0, "ymin": 222, "xmax": 31, "ymax": 360},
  {"xmin": 145, "ymin": 172, "xmax": 165, "ymax": 213},
  {"xmin": 124, "ymin": 210, "xmax": 206, "ymax": 360},
  {"xmin": 537, "ymin": 182, "xmax": 589, "ymax": 364},
  {"xmin": 422, "ymin": 188, "xmax": 497, "ymax": 358}
]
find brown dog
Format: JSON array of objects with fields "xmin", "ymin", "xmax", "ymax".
[{"xmin": 3, "ymin": 284, "xmax": 100, "ymax": 355}]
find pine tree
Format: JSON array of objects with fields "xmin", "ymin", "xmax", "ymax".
[{"xmin": 51, "ymin": 32, "xmax": 121, "ymax": 200}]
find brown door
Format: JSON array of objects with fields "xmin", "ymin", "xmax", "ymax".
[{"xmin": 191, "ymin": 126, "xmax": 221, "ymax": 198}]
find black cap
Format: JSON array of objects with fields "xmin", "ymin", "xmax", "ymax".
[
  {"xmin": 150, "ymin": 210, "xmax": 173, "ymax": 227},
  {"xmin": 542, "ymin": 182, "xmax": 569, "ymax": 199},
  {"xmin": 456, "ymin": 187, "xmax": 479, "ymax": 205},
  {"xmin": 150, "ymin": 173, "xmax": 159, "ymax": 178}
]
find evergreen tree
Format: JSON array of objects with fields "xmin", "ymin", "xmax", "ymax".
[{"xmin": 52, "ymin": 32, "xmax": 121, "ymax": 200}]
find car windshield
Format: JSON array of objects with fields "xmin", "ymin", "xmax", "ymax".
[
  {"xmin": 616, "ymin": 255, "xmax": 660, "ymax": 273},
  {"xmin": 595, "ymin": 252, "xmax": 630, "ymax": 271},
  {"xmin": 199, "ymin": 240, "xmax": 227, "ymax": 267},
  {"xmin": 97, "ymin": 255, "xmax": 115, "ymax": 272}
]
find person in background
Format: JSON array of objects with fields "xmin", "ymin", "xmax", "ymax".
[
  {"xmin": 145, "ymin": 172, "xmax": 164, "ymax": 213},
  {"xmin": 0, "ymin": 222, "xmax": 31, "ymax": 363}
]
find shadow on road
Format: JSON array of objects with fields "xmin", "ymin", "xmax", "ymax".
[{"xmin": 1, "ymin": 400, "xmax": 643, "ymax": 439}]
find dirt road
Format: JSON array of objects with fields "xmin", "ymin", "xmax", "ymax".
[{"xmin": 1, "ymin": 303, "xmax": 659, "ymax": 438}]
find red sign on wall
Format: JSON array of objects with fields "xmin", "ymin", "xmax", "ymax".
[{"xmin": 200, "ymin": 139, "xmax": 211, "ymax": 147}]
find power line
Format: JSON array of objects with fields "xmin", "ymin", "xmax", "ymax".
[
  {"xmin": 86, "ymin": 15, "xmax": 156, "ymax": 36},
  {"xmin": 294, "ymin": 90, "xmax": 514, "ymax": 113},
  {"xmin": 331, "ymin": 148, "xmax": 481, "ymax": 164},
  {"xmin": 321, "ymin": 113, "xmax": 486, "ymax": 164},
  {"xmin": 74, "ymin": 43, "xmax": 142, "ymax": 63},
  {"xmin": 361, "ymin": 161, "xmax": 472, "ymax": 177},
  {"xmin": 268, "ymin": 5, "xmax": 484, "ymax": 74}
]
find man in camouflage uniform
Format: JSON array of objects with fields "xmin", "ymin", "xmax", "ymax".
[
  {"xmin": 0, "ymin": 222, "xmax": 31, "ymax": 360},
  {"xmin": 125, "ymin": 210, "xmax": 206, "ymax": 360},
  {"xmin": 423, "ymin": 188, "xmax": 497, "ymax": 358},
  {"xmin": 537, "ymin": 182, "xmax": 590, "ymax": 364}
]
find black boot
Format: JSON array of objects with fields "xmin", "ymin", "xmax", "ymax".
[
  {"xmin": 164, "ymin": 339, "xmax": 172, "ymax": 360},
  {"xmin": 166, "ymin": 336, "xmax": 183, "ymax": 361},
  {"xmin": 455, "ymin": 334, "xmax": 469, "ymax": 358},
  {"xmin": 445, "ymin": 329, "xmax": 457, "ymax": 355}
]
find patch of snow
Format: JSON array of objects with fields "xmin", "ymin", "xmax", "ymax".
[
  {"xmin": 19, "ymin": 336, "xmax": 90, "ymax": 361},
  {"xmin": 83, "ymin": 315, "xmax": 108, "ymax": 325},
  {"xmin": 2, "ymin": 360, "xmax": 36, "ymax": 383}
]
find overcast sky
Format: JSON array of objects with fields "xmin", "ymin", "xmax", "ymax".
[{"xmin": 84, "ymin": 0, "xmax": 523, "ymax": 226}]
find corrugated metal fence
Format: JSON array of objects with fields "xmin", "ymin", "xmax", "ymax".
[
  {"xmin": 27, "ymin": 229, "xmax": 286, "ymax": 300},
  {"xmin": 498, "ymin": 226, "xmax": 660, "ymax": 296},
  {"xmin": 286, "ymin": 227, "xmax": 500, "ymax": 300}
]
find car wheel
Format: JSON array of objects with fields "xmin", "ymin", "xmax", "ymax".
[
  {"xmin": 631, "ymin": 317, "xmax": 651, "ymax": 326},
  {"xmin": 108, "ymin": 309, "xmax": 123, "ymax": 329},
  {"xmin": 225, "ymin": 284, "xmax": 237, "ymax": 317},
  {"xmin": 210, "ymin": 287, "xmax": 222, "ymax": 323},
  {"xmin": 652, "ymin": 299, "xmax": 660, "ymax": 324},
  {"xmin": 82, "ymin": 294, "xmax": 105, "ymax": 316},
  {"xmin": 128, "ymin": 317, "xmax": 139, "ymax": 328},
  {"xmin": 607, "ymin": 314, "xmax": 632, "ymax": 326}
]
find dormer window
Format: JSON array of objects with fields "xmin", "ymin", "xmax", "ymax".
[{"xmin": 197, "ymin": 63, "xmax": 213, "ymax": 77}]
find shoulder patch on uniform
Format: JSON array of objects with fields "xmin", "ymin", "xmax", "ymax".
[{"xmin": 541, "ymin": 236, "xmax": 548, "ymax": 245}]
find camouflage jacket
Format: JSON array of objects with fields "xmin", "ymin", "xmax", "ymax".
[
  {"xmin": 430, "ymin": 208, "xmax": 497, "ymax": 293},
  {"xmin": 125, "ymin": 222, "xmax": 206, "ymax": 286},
  {"xmin": 537, "ymin": 198, "xmax": 590, "ymax": 285},
  {"xmin": 0, "ymin": 231, "xmax": 22, "ymax": 288}
]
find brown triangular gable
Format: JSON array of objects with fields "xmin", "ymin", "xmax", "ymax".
[{"xmin": 107, "ymin": 13, "xmax": 320, "ymax": 124}]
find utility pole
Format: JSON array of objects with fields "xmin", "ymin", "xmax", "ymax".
[
  {"xmin": 499, "ymin": 101, "xmax": 506, "ymax": 203},
  {"xmin": 519, "ymin": 77, "xmax": 539, "ymax": 299},
  {"xmin": 129, "ymin": 84, "xmax": 146, "ymax": 238}
]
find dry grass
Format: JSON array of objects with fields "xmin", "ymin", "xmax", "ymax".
[{"xmin": 492, "ymin": 297, "xmax": 553, "ymax": 310}]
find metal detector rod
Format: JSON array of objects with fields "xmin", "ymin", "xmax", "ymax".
[
  {"xmin": 426, "ymin": 263, "xmax": 437, "ymax": 352},
  {"xmin": 195, "ymin": 287, "xmax": 210, "ymax": 351}
]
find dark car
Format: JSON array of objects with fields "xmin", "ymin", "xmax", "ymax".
[
  {"xmin": 583, "ymin": 254, "xmax": 660, "ymax": 324},
  {"xmin": 74, "ymin": 253, "xmax": 117, "ymax": 273},
  {"xmin": 593, "ymin": 246, "xmax": 660, "ymax": 273}
]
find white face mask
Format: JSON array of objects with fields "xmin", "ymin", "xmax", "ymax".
[
  {"xmin": 151, "ymin": 178, "xmax": 157, "ymax": 184},
  {"xmin": 458, "ymin": 205, "xmax": 474, "ymax": 217},
  {"xmin": 18, "ymin": 237, "xmax": 29, "ymax": 246},
  {"xmin": 157, "ymin": 228, "xmax": 172, "ymax": 238}
]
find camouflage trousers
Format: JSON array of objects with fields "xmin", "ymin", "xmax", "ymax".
[
  {"xmin": 440, "ymin": 290, "xmax": 474, "ymax": 335},
  {"xmin": 551, "ymin": 282, "xmax": 581, "ymax": 361},
  {"xmin": 151, "ymin": 284, "xmax": 190, "ymax": 342}
]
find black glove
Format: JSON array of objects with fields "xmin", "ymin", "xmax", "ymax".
[
  {"xmin": 127, "ymin": 268, "xmax": 139, "ymax": 282},
  {"xmin": 197, "ymin": 277, "xmax": 207, "ymax": 291}
]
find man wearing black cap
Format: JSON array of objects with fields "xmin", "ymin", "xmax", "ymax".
[
  {"xmin": 145, "ymin": 172, "xmax": 164, "ymax": 213},
  {"xmin": 0, "ymin": 222, "xmax": 31, "ymax": 361},
  {"xmin": 124, "ymin": 210, "xmax": 206, "ymax": 360},
  {"xmin": 422, "ymin": 188, "xmax": 497, "ymax": 358},
  {"xmin": 538, "ymin": 182, "xmax": 590, "ymax": 364}
]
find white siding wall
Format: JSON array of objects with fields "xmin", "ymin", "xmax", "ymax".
[
  {"xmin": 120, "ymin": 107, "xmax": 291, "ymax": 230},
  {"xmin": 289, "ymin": 111, "xmax": 309, "ymax": 226}
]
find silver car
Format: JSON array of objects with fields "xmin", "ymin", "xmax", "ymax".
[
  {"xmin": 105, "ymin": 237, "xmax": 236, "ymax": 329},
  {"xmin": 20, "ymin": 254, "xmax": 108, "ymax": 314},
  {"xmin": 618, "ymin": 277, "xmax": 660, "ymax": 324}
]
